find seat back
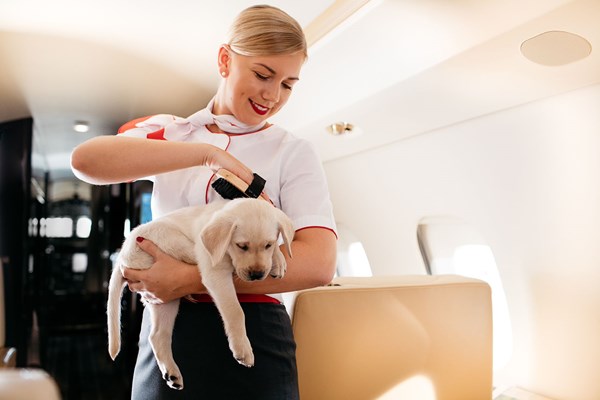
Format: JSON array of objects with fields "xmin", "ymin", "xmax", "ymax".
[{"xmin": 291, "ymin": 275, "xmax": 493, "ymax": 400}]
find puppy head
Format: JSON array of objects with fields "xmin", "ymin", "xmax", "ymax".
[{"xmin": 200, "ymin": 199, "xmax": 295, "ymax": 281}]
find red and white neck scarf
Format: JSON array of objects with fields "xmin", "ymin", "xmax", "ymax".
[{"xmin": 118, "ymin": 97, "xmax": 268, "ymax": 142}]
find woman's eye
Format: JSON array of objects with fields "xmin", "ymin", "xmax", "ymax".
[
  {"xmin": 237, "ymin": 244, "xmax": 249, "ymax": 251},
  {"xmin": 254, "ymin": 72, "xmax": 268, "ymax": 81},
  {"xmin": 282, "ymin": 83, "xmax": 292, "ymax": 91}
]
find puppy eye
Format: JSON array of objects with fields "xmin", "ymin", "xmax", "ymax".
[
  {"xmin": 237, "ymin": 244, "xmax": 249, "ymax": 251},
  {"xmin": 265, "ymin": 243, "xmax": 272, "ymax": 249}
]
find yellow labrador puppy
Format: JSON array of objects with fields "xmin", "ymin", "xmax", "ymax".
[{"xmin": 107, "ymin": 198, "xmax": 294, "ymax": 390}]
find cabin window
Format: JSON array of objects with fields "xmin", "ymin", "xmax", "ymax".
[
  {"xmin": 43, "ymin": 217, "xmax": 73, "ymax": 238},
  {"xmin": 39, "ymin": 216, "xmax": 92, "ymax": 238},
  {"xmin": 417, "ymin": 217, "xmax": 512, "ymax": 371},
  {"xmin": 75, "ymin": 216, "xmax": 92, "ymax": 238},
  {"xmin": 123, "ymin": 218, "xmax": 131, "ymax": 238},
  {"xmin": 336, "ymin": 224, "xmax": 372, "ymax": 277},
  {"xmin": 72, "ymin": 253, "xmax": 88, "ymax": 273}
]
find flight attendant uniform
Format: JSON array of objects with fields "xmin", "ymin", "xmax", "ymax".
[{"xmin": 117, "ymin": 105, "xmax": 337, "ymax": 399}]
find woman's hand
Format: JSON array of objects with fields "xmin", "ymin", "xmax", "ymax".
[
  {"xmin": 205, "ymin": 146, "xmax": 254, "ymax": 184},
  {"xmin": 122, "ymin": 238, "xmax": 204, "ymax": 303},
  {"xmin": 204, "ymin": 146, "xmax": 272, "ymax": 202}
]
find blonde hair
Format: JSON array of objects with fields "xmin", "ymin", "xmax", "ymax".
[{"xmin": 228, "ymin": 5, "xmax": 307, "ymax": 60}]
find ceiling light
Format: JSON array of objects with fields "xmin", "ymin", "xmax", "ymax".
[
  {"xmin": 327, "ymin": 122, "xmax": 357, "ymax": 136},
  {"xmin": 520, "ymin": 31, "xmax": 592, "ymax": 66},
  {"xmin": 73, "ymin": 121, "xmax": 89, "ymax": 133}
]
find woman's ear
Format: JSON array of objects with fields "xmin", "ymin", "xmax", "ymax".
[{"xmin": 218, "ymin": 45, "xmax": 231, "ymax": 77}]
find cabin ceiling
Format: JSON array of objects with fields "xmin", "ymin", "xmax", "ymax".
[{"xmin": 1, "ymin": 0, "xmax": 599, "ymax": 194}]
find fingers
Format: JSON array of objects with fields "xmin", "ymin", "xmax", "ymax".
[
  {"xmin": 209, "ymin": 147, "xmax": 254, "ymax": 184},
  {"xmin": 126, "ymin": 280, "xmax": 142, "ymax": 292},
  {"xmin": 226, "ymin": 163, "xmax": 254, "ymax": 186},
  {"xmin": 121, "ymin": 239, "xmax": 163, "ymax": 296},
  {"xmin": 122, "ymin": 268, "xmax": 144, "ymax": 294},
  {"xmin": 122, "ymin": 267, "xmax": 142, "ymax": 282},
  {"xmin": 121, "ymin": 237, "xmax": 160, "ymax": 284},
  {"xmin": 135, "ymin": 236, "xmax": 161, "ymax": 258},
  {"xmin": 123, "ymin": 269, "xmax": 147, "ymax": 294},
  {"xmin": 260, "ymin": 192, "xmax": 272, "ymax": 203}
]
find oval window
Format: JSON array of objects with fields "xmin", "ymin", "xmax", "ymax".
[{"xmin": 417, "ymin": 216, "xmax": 512, "ymax": 371}]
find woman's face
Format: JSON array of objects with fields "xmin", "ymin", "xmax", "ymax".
[{"xmin": 215, "ymin": 46, "xmax": 304, "ymax": 125}]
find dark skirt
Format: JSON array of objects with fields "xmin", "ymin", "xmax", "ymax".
[{"xmin": 131, "ymin": 300, "xmax": 299, "ymax": 400}]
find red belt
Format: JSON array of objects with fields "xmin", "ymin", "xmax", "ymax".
[{"xmin": 185, "ymin": 293, "xmax": 281, "ymax": 304}]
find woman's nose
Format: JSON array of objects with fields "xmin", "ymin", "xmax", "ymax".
[{"xmin": 262, "ymin": 82, "xmax": 280, "ymax": 103}]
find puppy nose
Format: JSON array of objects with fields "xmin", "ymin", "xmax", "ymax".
[{"xmin": 248, "ymin": 270, "xmax": 265, "ymax": 281}]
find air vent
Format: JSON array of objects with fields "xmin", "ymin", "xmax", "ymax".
[{"xmin": 520, "ymin": 30, "xmax": 592, "ymax": 66}]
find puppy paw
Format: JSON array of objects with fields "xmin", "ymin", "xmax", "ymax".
[
  {"xmin": 158, "ymin": 362, "xmax": 184, "ymax": 390},
  {"xmin": 230, "ymin": 336, "xmax": 254, "ymax": 368},
  {"xmin": 163, "ymin": 371, "xmax": 184, "ymax": 390},
  {"xmin": 270, "ymin": 250, "xmax": 287, "ymax": 279},
  {"xmin": 269, "ymin": 268, "xmax": 285, "ymax": 279}
]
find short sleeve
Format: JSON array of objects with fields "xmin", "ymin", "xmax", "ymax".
[
  {"xmin": 117, "ymin": 115, "xmax": 174, "ymax": 140},
  {"xmin": 279, "ymin": 139, "xmax": 337, "ymax": 236}
]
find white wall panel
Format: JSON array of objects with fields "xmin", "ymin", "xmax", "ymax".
[{"xmin": 324, "ymin": 84, "xmax": 600, "ymax": 400}]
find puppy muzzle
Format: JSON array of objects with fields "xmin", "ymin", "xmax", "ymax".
[{"xmin": 247, "ymin": 270, "xmax": 266, "ymax": 281}]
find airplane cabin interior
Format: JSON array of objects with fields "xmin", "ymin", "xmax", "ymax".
[{"xmin": 1, "ymin": 1, "xmax": 599, "ymax": 399}]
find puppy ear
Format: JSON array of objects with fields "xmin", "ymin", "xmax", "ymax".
[
  {"xmin": 201, "ymin": 217, "xmax": 236, "ymax": 265},
  {"xmin": 275, "ymin": 209, "xmax": 295, "ymax": 258}
]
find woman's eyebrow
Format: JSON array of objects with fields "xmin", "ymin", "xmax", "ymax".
[{"xmin": 254, "ymin": 63, "xmax": 300, "ymax": 81}]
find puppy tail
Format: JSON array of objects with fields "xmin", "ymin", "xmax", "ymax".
[{"xmin": 107, "ymin": 263, "xmax": 127, "ymax": 360}]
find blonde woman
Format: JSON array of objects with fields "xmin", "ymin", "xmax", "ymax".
[{"xmin": 71, "ymin": 5, "xmax": 337, "ymax": 399}]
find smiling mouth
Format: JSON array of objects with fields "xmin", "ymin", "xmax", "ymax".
[{"xmin": 249, "ymin": 99, "xmax": 269, "ymax": 116}]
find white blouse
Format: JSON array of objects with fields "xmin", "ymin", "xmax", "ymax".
[{"xmin": 117, "ymin": 113, "xmax": 337, "ymax": 236}]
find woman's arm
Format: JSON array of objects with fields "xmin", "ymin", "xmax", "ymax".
[
  {"xmin": 71, "ymin": 135, "xmax": 255, "ymax": 185},
  {"xmin": 123, "ymin": 227, "xmax": 337, "ymax": 303},
  {"xmin": 233, "ymin": 227, "xmax": 337, "ymax": 293}
]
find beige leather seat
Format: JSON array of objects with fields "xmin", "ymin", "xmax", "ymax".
[
  {"xmin": 0, "ymin": 369, "xmax": 61, "ymax": 400},
  {"xmin": 291, "ymin": 275, "xmax": 493, "ymax": 400}
]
